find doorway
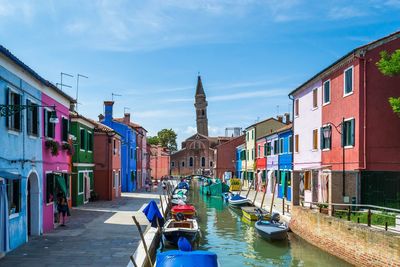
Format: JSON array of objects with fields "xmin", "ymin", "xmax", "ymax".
[
  {"xmin": 27, "ymin": 172, "xmax": 40, "ymax": 237},
  {"xmin": 114, "ymin": 172, "xmax": 119, "ymax": 198}
]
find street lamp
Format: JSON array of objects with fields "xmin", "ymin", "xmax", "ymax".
[{"xmin": 322, "ymin": 117, "xmax": 346, "ymax": 198}]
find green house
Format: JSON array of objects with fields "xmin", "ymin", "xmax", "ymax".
[{"xmin": 70, "ymin": 113, "xmax": 96, "ymax": 206}]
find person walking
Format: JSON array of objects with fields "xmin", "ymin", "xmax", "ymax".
[{"xmin": 57, "ymin": 196, "xmax": 69, "ymax": 226}]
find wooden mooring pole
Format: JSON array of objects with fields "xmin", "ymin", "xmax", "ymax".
[{"xmin": 132, "ymin": 216, "xmax": 153, "ymax": 267}]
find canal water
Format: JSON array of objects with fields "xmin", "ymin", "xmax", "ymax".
[{"xmin": 175, "ymin": 180, "xmax": 352, "ymax": 267}]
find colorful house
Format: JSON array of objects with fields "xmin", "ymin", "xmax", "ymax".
[
  {"xmin": 235, "ymin": 144, "xmax": 245, "ymax": 179},
  {"xmin": 277, "ymin": 124, "xmax": 293, "ymax": 201},
  {"xmin": 214, "ymin": 135, "xmax": 245, "ymax": 180},
  {"xmin": 70, "ymin": 113, "xmax": 96, "ymax": 206},
  {"xmin": 289, "ymin": 80, "xmax": 322, "ymax": 205},
  {"xmin": 101, "ymin": 102, "xmax": 137, "ymax": 192},
  {"xmin": 91, "ymin": 120, "xmax": 122, "ymax": 201},
  {"xmin": 150, "ymin": 145, "xmax": 170, "ymax": 180},
  {"xmin": 244, "ymin": 117, "xmax": 287, "ymax": 187},
  {"xmin": 255, "ymin": 135, "xmax": 267, "ymax": 191},
  {"xmin": 266, "ymin": 132, "xmax": 279, "ymax": 195},
  {"xmin": 290, "ymin": 30, "xmax": 400, "ymax": 209}
]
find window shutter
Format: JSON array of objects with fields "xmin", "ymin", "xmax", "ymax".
[
  {"xmin": 5, "ymin": 88, "xmax": 9, "ymax": 127},
  {"xmin": 320, "ymin": 127, "xmax": 324, "ymax": 149},
  {"xmin": 328, "ymin": 126, "xmax": 332, "ymax": 149},
  {"xmin": 350, "ymin": 119, "xmax": 355, "ymax": 146},
  {"xmin": 26, "ymin": 99, "xmax": 31, "ymax": 134},
  {"xmin": 16, "ymin": 93, "xmax": 21, "ymax": 131}
]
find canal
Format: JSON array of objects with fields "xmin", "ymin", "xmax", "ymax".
[{"xmin": 172, "ymin": 180, "xmax": 352, "ymax": 267}]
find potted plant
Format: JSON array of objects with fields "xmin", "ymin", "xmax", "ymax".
[
  {"xmin": 61, "ymin": 142, "xmax": 75, "ymax": 156},
  {"xmin": 45, "ymin": 140, "xmax": 60, "ymax": 156}
]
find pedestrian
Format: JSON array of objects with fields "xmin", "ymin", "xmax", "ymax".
[
  {"xmin": 57, "ymin": 196, "xmax": 69, "ymax": 226},
  {"xmin": 145, "ymin": 178, "xmax": 150, "ymax": 192}
]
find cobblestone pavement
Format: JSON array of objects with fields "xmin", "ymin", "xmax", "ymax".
[{"xmin": 0, "ymin": 189, "xmax": 162, "ymax": 267}]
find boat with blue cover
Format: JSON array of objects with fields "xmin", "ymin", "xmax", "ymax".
[
  {"xmin": 228, "ymin": 194, "xmax": 252, "ymax": 207},
  {"xmin": 156, "ymin": 250, "xmax": 219, "ymax": 267},
  {"xmin": 254, "ymin": 211, "xmax": 289, "ymax": 241}
]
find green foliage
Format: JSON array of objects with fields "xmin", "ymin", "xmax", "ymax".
[
  {"xmin": 376, "ymin": 50, "xmax": 400, "ymax": 76},
  {"xmin": 334, "ymin": 210, "xmax": 396, "ymax": 226},
  {"xmin": 157, "ymin": 128, "xmax": 178, "ymax": 152},
  {"xmin": 147, "ymin": 136, "xmax": 160, "ymax": 145},
  {"xmin": 376, "ymin": 50, "xmax": 400, "ymax": 117},
  {"xmin": 388, "ymin": 97, "xmax": 400, "ymax": 117}
]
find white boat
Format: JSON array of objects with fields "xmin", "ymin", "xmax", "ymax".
[
  {"xmin": 172, "ymin": 194, "xmax": 187, "ymax": 201},
  {"xmin": 171, "ymin": 198, "xmax": 186, "ymax": 206},
  {"xmin": 162, "ymin": 218, "xmax": 199, "ymax": 245},
  {"xmin": 228, "ymin": 194, "xmax": 252, "ymax": 207}
]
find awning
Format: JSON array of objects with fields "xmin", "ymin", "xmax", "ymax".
[
  {"xmin": 56, "ymin": 175, "xmax": 67, "ymax": 196},
  {"xmin": 0, "ymin": 171, "xmax": 22, "ymax": 180}
]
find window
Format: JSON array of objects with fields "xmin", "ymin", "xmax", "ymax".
[
  {"xmin": 62, "ymin": 117, "xmax": 69, "ymax": 142},
  {"xmin": 201, "ymin": 157, "xmax": 205, "ymax": 167},
  {"xmin": 251, "ymin": 130, "xmax": 254, "ymax": 140},
  {"xmin": 304, "ymin": 171, "xmax": 311, "ymax": 191},
  {"xmin": 342, "ymin": 119, "xmax": 355, "ymax": 147},
  {"xmin": 210, "ymin": 161, "xmax": 213, "ymax": 167},
  {"xmin": 171, "ymin": 161, "xmax": 175, "ymax": 167},
  {"xmin": 247, "ymin": 150, "xmax": 249, "ymax": 160},
  {"xmin": 113, "ymin": 140, "xmax": 116, "ymax": 155},
  {"xmin": 80, "ymin": 129, "xmax": 86, "ymax": 150},
  {"xmin": 6, "ymin": 89, "xmax": 22, "ymax": 131},
  {"xmin": 26, "ymin": 100, "xmax": 38, "ymax": 136},
  {"xmin": 295, "ymin": 99, "xmax": 299, "ymax": 116},
  {"xmin": 321, "ymin": 125, "xmax": 332, "ymax": 150},
  {"xmin": 323, "ymin": 80, "xmax": 330, "ymax": 104},
  {"xmin": 344, "ymin": 66, "xmax": 353, "ymax": 95},
  {"xmin": 313, "ymin": 88, "xmax": 318, "ymax": 108},
  {"xmin": 263, "ymin": 143, "xmax": 267, "ymax": 157},
  {"xmin": 295, "ymin": 135, "xmax": 299, "ymax": 153},
  {"xmin": 87, "ymin": 132, "xmax": 93, "ymax": 151},
  {"xmin": 246, "ymin": 132, "xmax": 249, "ymax": 141},
  {"xmin": 46, "ymin": 173, "xmax": 55, "ymax": 204},
  {"xmin": 312, "ymin": 129, "xmax": 318, "ymax": 150},
  {"xmin": 273, "ymin": 140, "xmax": 279, "ymax": 155},
  {"xmin": 201, "ymin": 110, "xmax": 205, "ymax": 116},
  {"xmin": 288, "ymin": 135, "xmax": 293, "ymax": 153},
  {"xmin": 252, "ymin": 149, "xmax": 255, "ymax": 160},
  {"xmin": 181, "ymin": 161, "xmax": 185, "ymax": 167},
  {"xmin": 189, "ymin": 157, "xmax": 193, "ymax": 167},
  {"xmin": 279, "ymin": 138, "xmax": 284, "ymax": 154},
  {"xmin": 112, "ymin": 171, "xmax": 116, "ymax": 188},
  {"xmin": 258, "ymin": 145, "xmax": 261, "ymax": 158},
  {"xmin": 78, "ymin": 173, "xmax": 84, "ymax": 194},
  {"xmin": 266, "ymin": 142, "xmax": 272, "ymax": 156},
  {"xmin": 44, "ymin": 109, "xmax": 55, "ymax": 138},
  {"xmin": 7, "ymin": 179, "xmax": 20, "ymax": 214}
]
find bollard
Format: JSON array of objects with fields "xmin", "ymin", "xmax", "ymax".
[
  {"xmin": 385, "ymin": 222, "xmax": 388, "ymax": 231},
  {"xmin": 347, "ymin": 207, "xmax": 351, "ymax": 221},
  {"xmin": 367, "ymin": 209, "xmax": 372, "ymax": 227},
  {"xmin": 357, "ymin": 217, "xmax": 360, "ymax": 224}
]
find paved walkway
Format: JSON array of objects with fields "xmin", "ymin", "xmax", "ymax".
[{"xmin": 0, "ymin": 190, "xmax": 162, "ymax": 267}]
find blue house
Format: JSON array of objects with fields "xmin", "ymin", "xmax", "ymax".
[
  {"xmin": 101, "ymin": 101, "xmax": 137, "ymax": 192},
  {"xmin": 236, "ymin": 144, "xmax": 245, "ymax": 178},
  {"xmin": 277, "ymin": 124, "xmax": 293, "ymax": 201}
]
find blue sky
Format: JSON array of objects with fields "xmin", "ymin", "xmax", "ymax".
[{"xmin": 1, "ymin": 0, "xmax": 400, "ymax": 146}]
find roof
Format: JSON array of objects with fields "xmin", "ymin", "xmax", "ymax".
[
  {"xmin": 245, "ymin": 117, "xmax": 281, "ymax": 130},
  {"xmin": 275, "ymin": 123, "xmax": 292, "ymax": 134},
  {"xmin": 0, "ymin": 45, "xmax": 76, "ymax": 103},
  {"xmin": 70, "ymin": 112, "xmax": 96, "ymax": 128},
  {"xmin": 85, "ymin": 117, "xmax": 122, "ymax": 136},
  {"xmin": 114, "ymin": 118, "xmax": 147, "ymax": 132},
  {"xmin": 215, "ymin": 135, "xmax": 245, "ymax": 148},
  {"xmin": 289, "ymin": 30, "xmax": 400, "ymax": 97},
  {"xmin": 195, "ymin": 75, "xmax": 205, "ymax": 95}
]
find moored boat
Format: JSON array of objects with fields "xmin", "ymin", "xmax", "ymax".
[
  {"xmin": 228, "ymin": 194, "xmax": 252, "ymax": 207},
  {"xmin": 254, "ymin": 212, "xmax": 288, "ymax": 241},
  {"xmin": 156, "ymin": 250, "xmax": 218, "ymax": 267},
  {"xmin": 162, "ymin": 218, "xmax": 199, "ymax": 245},
  {"xmin": 171, "ymin": 204, "xmax": 196, "ymax": 219},
  {"xmin": 241, "ymin": 206, "xmax": 270, "ymax": 221}
]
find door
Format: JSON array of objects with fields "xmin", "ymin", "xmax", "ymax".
[{"xmin": 115, "ymin": 172, "xmax": 119, "ymax": 197}]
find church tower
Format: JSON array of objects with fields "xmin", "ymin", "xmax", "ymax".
[{"xmin": 194, "ymin": 75, "xmax": 208, "ymax": 136}]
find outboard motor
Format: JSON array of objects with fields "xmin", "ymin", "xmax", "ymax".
[
  {"xmin": 176, "ymin": 212, "xmax": 185, "ymax": 221},
  {"xmin": 271, "ymin": 212, "xmax": 281, "ymax": 223}
]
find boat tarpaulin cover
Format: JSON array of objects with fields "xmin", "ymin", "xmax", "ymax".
[
  {"xmin": 156, "ymin": 251, "xmax": 218, "ymax": 267},
  {"xmin": 231, "ymin": 194, "xmax": 246, "ymax": 201},
  {"xmin": 142, "ymin": 200, "xmax": 164, "ymax": 227}
]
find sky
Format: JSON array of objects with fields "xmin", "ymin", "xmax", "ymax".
[{"xmin": 1, "ymin": 0, "xmax": 400, "ymax": 147}]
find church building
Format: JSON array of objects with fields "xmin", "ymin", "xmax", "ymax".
[{"xmin": 171, "ymin": 76, "xmax": 231, "ymax": 176}]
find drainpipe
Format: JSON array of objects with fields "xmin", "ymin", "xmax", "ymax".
[{"xmin": 289, "ymin": 94, "xmax": 295, "ymax": 206}]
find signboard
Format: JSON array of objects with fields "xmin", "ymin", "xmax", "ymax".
[{"xmin": 230, "ymin": 178, "xmax": 241, "ymax": 191}]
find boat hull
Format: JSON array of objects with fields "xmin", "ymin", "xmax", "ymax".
[
  {"xmin": 163, "ymin": 230, "xmax": 198, "ymax": 245},
  {"xmin": 241, "ymin": 207, "xmax": 270, "ymax": 221},
  {"xmin": 254, "ymin": 221, "xmax": 288, "ymax": 241},
  {"xmin": 156, "ymin": 251, "xmax": 218, "ymax": 267}
]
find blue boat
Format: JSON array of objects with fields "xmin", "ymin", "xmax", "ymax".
[
  {"xmin": 156, "ymin": 251, "xmax": 219, "ymax": 267},
  {"xmin": 254, "ymin": 211, "xmax": 289, "ymax": 241}
]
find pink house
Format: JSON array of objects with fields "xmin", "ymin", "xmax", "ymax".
[{"xmin": 41, "ymin": 90, "xmax": 74, "ymax": 233}]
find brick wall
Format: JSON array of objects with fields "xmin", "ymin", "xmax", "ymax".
[{"xmin": 290, "ymin": 207, "xmax": 400, "ymax": 266}]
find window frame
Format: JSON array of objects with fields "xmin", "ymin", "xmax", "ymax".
[
  {"xmin": 44, "ymin": 108, "xmax": 55, "ymax": 139},
  {"xmin": 6, "ymin": 178, "xmax": 21, "ymax": 216},
  {"xmin": 294, "ymin": 99, "xmax": 299, "ymax": 117},
  {"xmin": 87, "ymin": 131, "xmax": 93, "ymax": 152},
  {"xmin": 312, "ymin": 129, "xmax": 318, "ymax": 151},
  {"xmin": 321, "ymin": 124, "xmax": 332, "ymax": 151},
  {"xmin": 266, "ymin": 142, "xmax": 272, "ymax": 156},
  {"xmin": 288, "ymin": 135, "xmax": 293, "ymax": 153},
  {"xmin": 26, "ymin": 98, "xmax": 39, "ymax": 137},
  {"xmin": 323, "ymin": 80, "xmax": 331, "ymax": 105},
  {"xmin": 6, "ymin": 88, "xmax": 22, "ymax": 133},
  {"xmin": 61, "ymin": 117, "xmax": 69, "ymax": 143},
  {"xmin": 343, "ymin": 66, "xmax": 354, "ymax": 97},
  {"xmin": 342, "ymin": 118, "xmax": 355, "ymax": 148},
  {"xmin": 279, "ymin": 138, "xmax": 284, "ymax": 154},
  {"xmin": 295, "ymin": 134, "xmax": 299, "ymax": 153},
  {"xmin": 312, "ymin": 88, "xmax": 318, "ymax": 109},
  {"xmin": 80, "ymin": 128, "xmax": 86, "ymax": 151}
]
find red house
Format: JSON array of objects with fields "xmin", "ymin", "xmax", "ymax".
[
  {"xmin": 255, "ymin": 136, "xmax": 267, "ymax": 191},
  {"xmin": 319, "ymin": 31, "xmax": 400, "ymax": 207},
  {"xmin": 150, "ymin": 145, "xmax": 170, "ymax": 180},
  {"xmin": 92, "ymin": 120, "xmax": 122, "ymax": 201},
  {"xmin": 214, "ymin": 135, "xmax": 245, "ymax": 180}
]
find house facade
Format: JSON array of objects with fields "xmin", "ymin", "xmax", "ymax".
[
  {"xmin": 235, "ymin": 143, "xmax": 245, "ymax": 179},
  {"xmin": 101, "ymin": 101, "xmax": 137, "ymax": 192},
  {"xmin": 92, "ymin": 121, "xmax": 122, "ymax": 201},
  {"xmin": 255, "ymin": 136, "xmax": 267, "ymax": 191},
  {"xmin": 277, "ymin": 125, "xmax": 293, "ymax": 201},
  {"xmin": 291, "ymin": 81, "xmax": 323, "ymax": 204},
  {"xmin": 70, "ymin": 113, "xmax": 96, "ymax": 206},
  {"xmin": 150, "ymin": 145, "xmax": 170, "ymax": 180},
  {"xmin": 214, "ymin": 135, "xmax": 245, "ymax": 180},
  {"xmin": 266, "ymin": 133, "xmax": 279, "ymax": 195}
]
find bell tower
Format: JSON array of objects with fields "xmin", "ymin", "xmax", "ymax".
[{"xmin": 194, "ymin": 75, "xmax": 208, "ymax": 136}]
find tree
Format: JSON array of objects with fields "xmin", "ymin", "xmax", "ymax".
[
  {"xmin": 147, "ymin": 136, "xmax": 160, "ymax": 146},
  {"xmin": 376, "ymin": 49, "xmax": 400, "ymax": 117},
  {"xmin": 157, "ymin": 128, "xmax": 178, "ymax": 152}
]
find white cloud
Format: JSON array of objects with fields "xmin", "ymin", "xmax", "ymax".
[
  {"xmin": 328, "ymin": 6, "xmax": 367, "ymax": 20},
  {"xmin": 184, "ymin": 126, "xmax": 197, "ymax": 135}
]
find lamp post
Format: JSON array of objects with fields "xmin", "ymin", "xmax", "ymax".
[{"xmin": 322, "ymin": 117, "xmax": 346, "ymax": 198}]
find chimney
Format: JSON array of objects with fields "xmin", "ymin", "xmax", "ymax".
[
  {"xmin": 98, "ymin": 114, "xmax": 104, "ymax": 122},
  {"xmin": 124, "ymin": 113, "xmax": 130, "ymax": 124},
  {"xmin": 284, "ymin": 113, "xmax": 291, "ymax": 124},
  {"xmin": 277, "ymin": 115, "xmax": 283, "ymax": 123},
  {"xmin": 104, "ymin": 101, "xmax": 114, "ymax": 122}
]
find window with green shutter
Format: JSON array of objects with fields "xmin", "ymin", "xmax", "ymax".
[
  {"xmin": 78, "ymin": 173, "xmax": 84, "ymax": 193},
  {"xmin": 342, "ymin": 119, "xmax": 355, "ymax": 147},
  {"xmin": 80, "ymin": 129, "xmax": 86, "ymax": 150},
  {"xmin": 344, "ymin": 67, "xmax": 353, "ymax": 95}
]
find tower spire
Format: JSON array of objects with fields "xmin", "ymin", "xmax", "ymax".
[{"xmin": 194, "ymin": 74, "xmax": 208, "ymax": 136}]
